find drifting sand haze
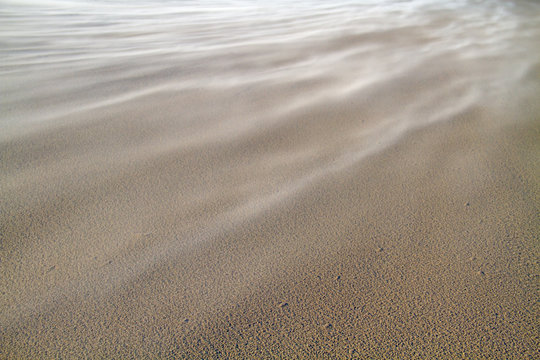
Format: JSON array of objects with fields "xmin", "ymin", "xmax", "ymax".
[{"xmin": 1, "ymin": 0, "xmax": 539, "ymax": 358}]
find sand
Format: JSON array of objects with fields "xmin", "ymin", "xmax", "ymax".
[
  {"xmin": 1, "ymin": 1, "xmax": 539, "ymax": 358},
  {"xmin": 1, "ymin": 91, "xmax": 538, "ymax": 358}
]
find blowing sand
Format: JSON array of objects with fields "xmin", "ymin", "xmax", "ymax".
[
  {"xmin": 1, "ymin": 95, "xmax": 538, "ymax": 358},
  {"xmin": 1, "ymin": 0, "xmax": 540, "ymax": 358}
]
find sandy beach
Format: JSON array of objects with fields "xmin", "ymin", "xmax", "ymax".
[{"xmin": 1, "ymin": 0, "xmax": 539, "ymax": 358}]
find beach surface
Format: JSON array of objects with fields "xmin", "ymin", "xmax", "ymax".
[{"xmin": 1, "ymin": 0, "xmax": 539, "ymax": 358}]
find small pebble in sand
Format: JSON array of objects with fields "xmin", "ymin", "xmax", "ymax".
[
  {"xmin": 469, "ymin": 256, "xmax": 477, "ymax": 261},
  {"xmin": 323, "ymin": 323, "xmax": 332, "ymax": 329},
  {"xmin": 465, "ymin": 202, "xmax": 470, "ymax": 207},
  {"xmin": 477, "ymin": 270, "xmax": 485, "ymax": 276},
  {"xmin": 183, "ymin": 318, "xmax": 189, "ymax": 323},
  {"xmin": 278, "ymin": 302, "xmax": 288, "ymax": 309},
  {"xmin": 335, "ymin": 275, "xmax": 341, "ymax": 280},
  {"xmin": 376, "ymin": 247, "xmax": 384, "ymax": 253}
]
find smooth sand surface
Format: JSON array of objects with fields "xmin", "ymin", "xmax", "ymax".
[
  {"xmin": 1, "ymin": 0, "xmax": 539, "ymax": 358},
  {"xmin": 1, "ymin": 94, "xmax": 538, "ymax": 359}
]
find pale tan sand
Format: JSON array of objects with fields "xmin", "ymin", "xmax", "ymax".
[
  {"xmin": 1, "ymin": 3, "xmax": 540, "ymax": 355},
  {"xmin": 0, "ymin": 82, "xmax": 538, "ymax": 359}
]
